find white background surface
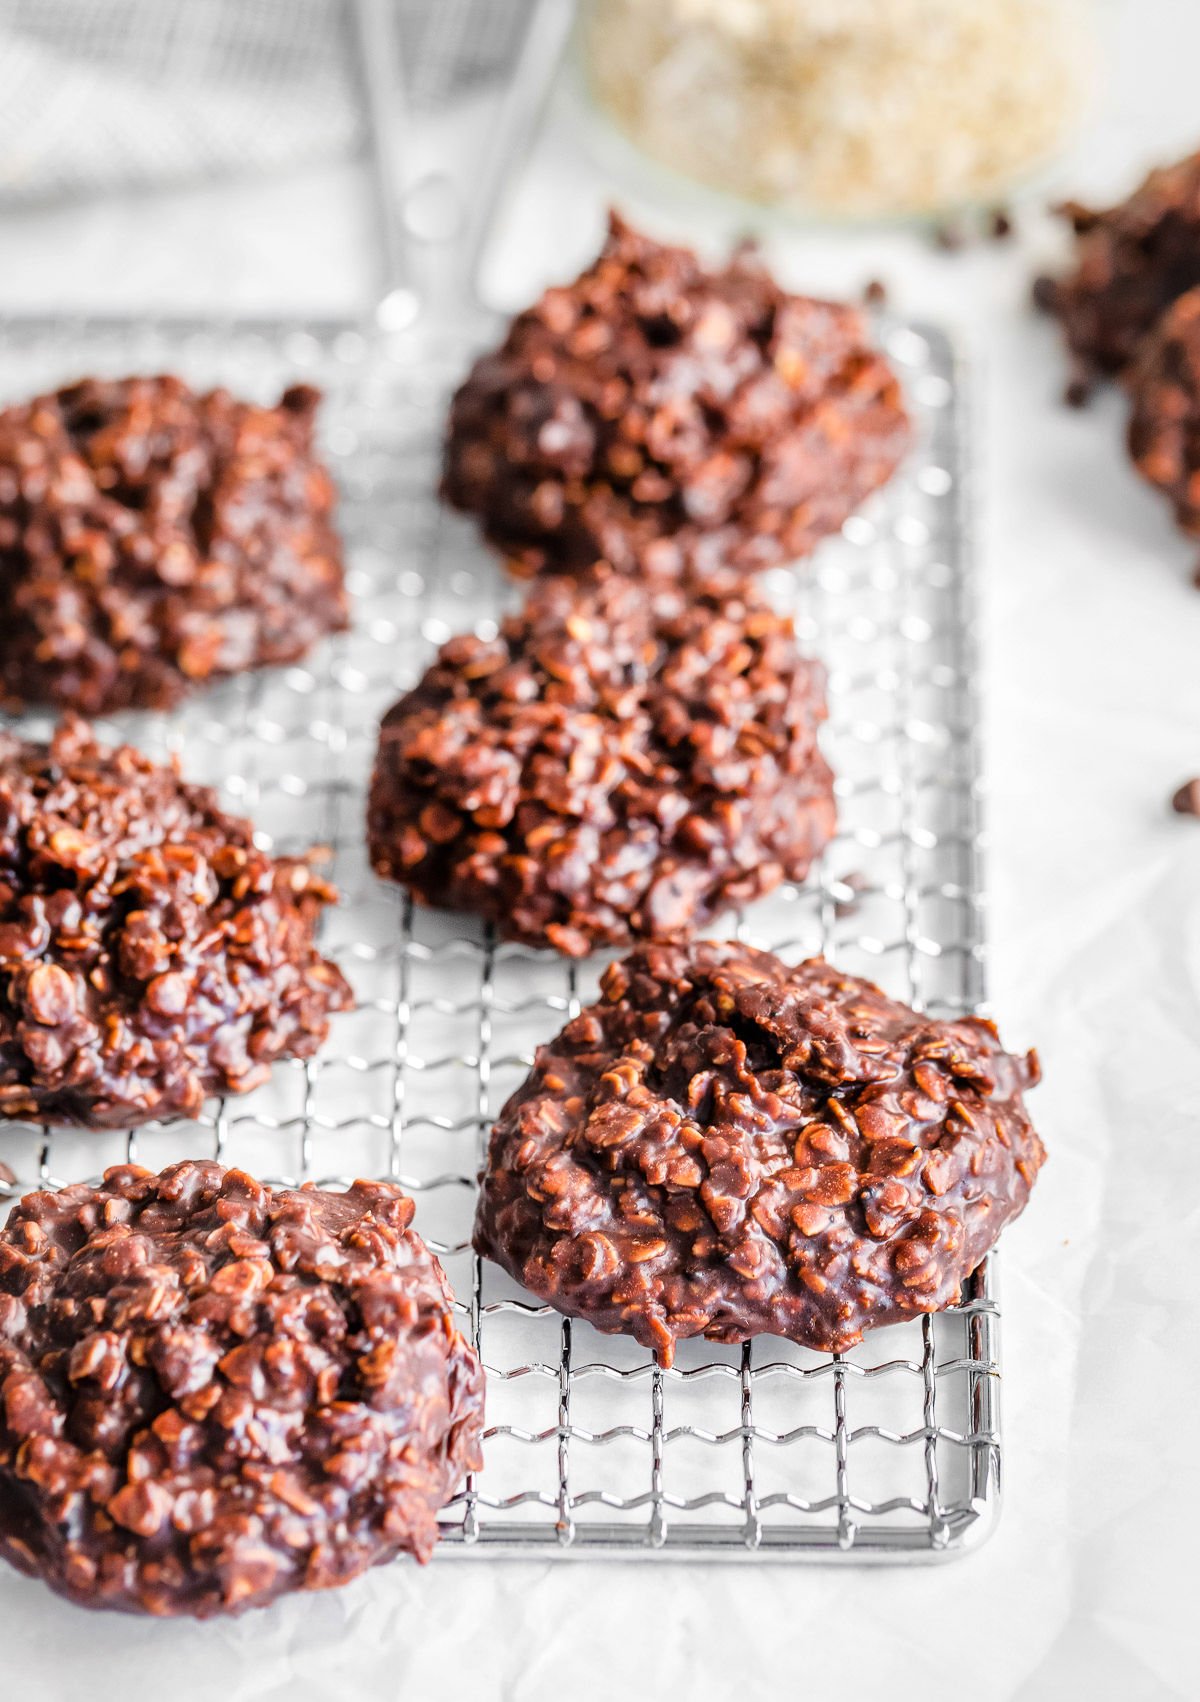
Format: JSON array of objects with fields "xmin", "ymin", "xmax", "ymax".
[{"xmin": 0, "ymin": 2, "xmax": 1198, "ymax": 1697}]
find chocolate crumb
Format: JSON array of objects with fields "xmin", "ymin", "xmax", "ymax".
[
  {"xmin": 933, "ymin": 218, "xmax": 968, "ymax": 252},
  {"xmin": 1171, "ymin": 778, "xmax": 1200, "ymax": 816},
  {"xmin": 1054, "ymin": 198, "xmax": 1101, "ymax": 236},
  {"xmin": 989, "ymin": 208, "xmax": 1013, "ymax": 240},
  {"xmin": 863, "ymin": 278, "xmax": 889, "ymax": 307}
]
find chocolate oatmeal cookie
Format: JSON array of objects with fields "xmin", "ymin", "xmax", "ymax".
[
  {"xmin": 0, "ymin": 1161, "xmax": 484, "ymax": 1615},
  {"xmin": 0, "ymin": 718, "xmax": 351, "ymax": 1128},
  {"xmin": 1128, "ymin": 286, "xmax": 1200, "ymax": 532},
  {"xmin": 0, "ymin": 375, "xmax": 348, "ymax": 714},
  {"xmin": 474, "ymin": 942, "xmax": 1043, "ymax": 1364},
  {"xmin": 1036, "ymin": 150, "xmax": 1200, "ymax": 382},
  {"xmin": 442, "ymin": 213, "xmax": 910, "ymax": 578},
  {"xmin": 367, "ymin": 574, "xmax": 835, "ymax": 956}
]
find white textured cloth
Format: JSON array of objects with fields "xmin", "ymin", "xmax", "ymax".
[{"xmin": 0, "ymin": 0, "xmax": 525, "ymax": 201}]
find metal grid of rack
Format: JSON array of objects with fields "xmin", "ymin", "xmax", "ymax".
[{"xmin": 0, "ymin": 308, "xmax": 997, "ymax": 1561}]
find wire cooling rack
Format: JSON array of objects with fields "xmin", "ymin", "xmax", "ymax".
[{"xmin": 0, "ymin": 308, "xmax": 997, "ymax": 1563}]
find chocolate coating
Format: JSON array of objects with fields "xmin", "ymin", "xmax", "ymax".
[
  {"xmin": 0, "ymin": 717, "xmax": 352, "ymax": 1128},
  {"xmin": 0, "ymin": 1161, "xmax": 484, "ymax": 1616},
  {"xmin": 474, "ymin": 942, "xmax": 1043, "ymax": 1364},
  {"xmin": 443, "ymin": 213, "xmax": 910, "ymax": 578},
  {"xmin": 1038, "ymin": 153, "xmax": 1200, "ymax": 378},
  {"xmin": 367, "ymin": 574, "xmax": 835, "ymax": 956},
  {"xmin": 0, "ymin": 375, "xmax": 348, "ymax": 714},
  {"xmin": 1128, "ymin": 287, "xmax": 1200, "ymax": 532}
]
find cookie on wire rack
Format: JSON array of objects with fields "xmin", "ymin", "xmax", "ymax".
[
  {"xmin": 442, "ymin": 211, "xmax": 910, "ymax": 578},
  {"xmin": 0, "ymin": 1161, "xmax": 484, "ymax": 1616},
  {"xmin": 0, "ymin": 717, "xmax": 352, "ymax": 1129},
  {"xmin": 474, "ymin": 940, "xmax": 1044, "ymax": 1365},
  {"xmin": 367, "ymin": 570, "xmax": 836, "ymax": 956},
  {"xmin": 0, "ymin": 375, "xmax": 348, "ymax": 714}
]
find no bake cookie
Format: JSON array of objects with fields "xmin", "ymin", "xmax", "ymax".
[
  {"xmin": 1037, "ymin": 150, "xmax": 1200, "ymax": 382},
  {"xmin": 0, "ymin": 1161, "xmax": 484, "ymax": 1615},
  {"xmin": 0, "ymin": 718, "xmax": 351, "ymax": 1128},
  {"xmin": 443, "ymin": 213, "xmax": 910, "ymax": 578},
  {"xmin": 367, "ymin": 573, "xmax": 835, "ymax": 955},
  {"xmin": 474, "ymin": 941, "xmax": 1044, "ymax": 1364},
  {"xmin": 0, "ymin": 375, "xmax": 347, "ymax": 713}
]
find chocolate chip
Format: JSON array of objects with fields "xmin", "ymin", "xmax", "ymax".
[
  {"xmin": 1032, "ymin": 274, "xmax": 1060, "ymax": 314},
  {"xmin": 1171, "ymin": 778, "xmax": 1200, "ymax": 816}
]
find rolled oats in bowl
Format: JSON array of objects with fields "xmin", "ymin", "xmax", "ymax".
[{"xmin": 582, "ymin": 0, "xmax": 1093, "ymax": 220}]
